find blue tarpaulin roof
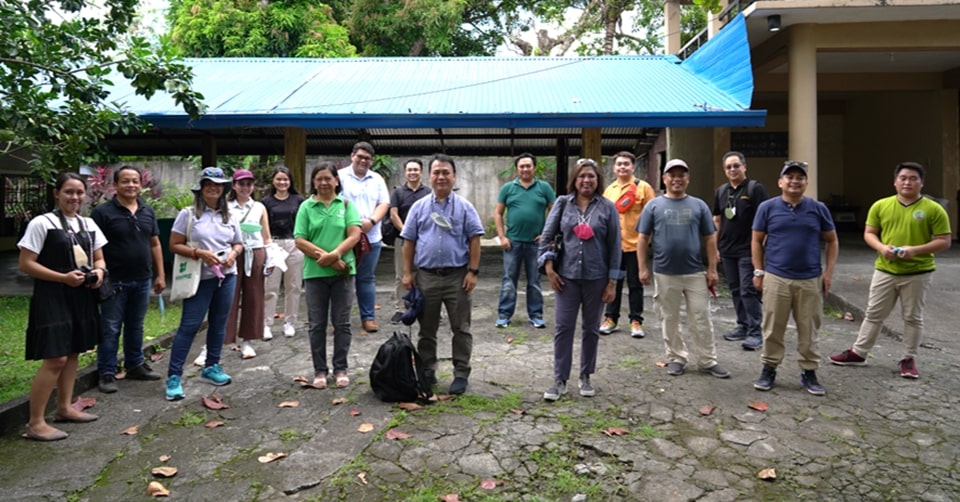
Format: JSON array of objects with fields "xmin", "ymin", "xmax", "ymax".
[{"xmin": 107, "ymin": 14, "xmax": 764, "ymax": 131}]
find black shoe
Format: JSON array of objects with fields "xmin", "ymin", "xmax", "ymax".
[
  {"xmin": 390, "ymin": 312, "xmax": 403, "ymax": 324},
  {"xmin": 99, "ymin": 374, "xmax": 118, "ymax": 393},
  {"xmin": 722, "ymin": 329, "xmax": 748, "ymax": 341},
  {"xmin": 449, "ymin": 377, "xmax": 468, "ymax": 395},
  {"xmin": 754, "ymin": 365, "xmax": 776, "ymax": 391},
  {"xmin": 741, "ymin": 335, "xmax": 762, "ymax": 351},
  {"xmin": 126, "ymin": 362, "xmax": 162, "ymax": 381},
  {"xmin": 800, "ymin": 370, "xmax": 826, "ymax": 396},
  {"xmin": 423, "ymin": 369, "xmax": 437, "ymax": 388}
]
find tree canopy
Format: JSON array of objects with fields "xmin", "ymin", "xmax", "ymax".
[
  {"xmin": 168, "ymin": 0, "xmax": 356, "ymax": 57},
  {"xmin": 167, "ymin": 0, "xmax": 713, "ymax": 58},
  {"xmin": 0, "ymin": 0, "xmax": 204, "ymax": 179}
]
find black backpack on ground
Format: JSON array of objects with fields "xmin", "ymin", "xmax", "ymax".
[{"xmin": 369, "ymin": 331, "xmax": 434, "ymax": 402}]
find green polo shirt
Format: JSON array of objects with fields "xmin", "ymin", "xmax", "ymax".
[
  {"xmin": 497, "ymin": 178, "xmax": 556, "ymax": 242},
  {"xmin": 868, "ymin": 195, "xmax": 951, "ymax": 275},
  {"xmin": 294, "ymin": 195, "xmax": 361, "ymax": 279}
]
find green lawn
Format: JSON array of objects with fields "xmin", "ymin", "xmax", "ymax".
[{"xmin": 0, "ymin": 296, "xmax": 181, "ymax": 404}]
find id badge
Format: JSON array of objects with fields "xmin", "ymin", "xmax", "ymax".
[{"xmin": 724, "ymin": 207, "xmax": 736, "ymax": 220}]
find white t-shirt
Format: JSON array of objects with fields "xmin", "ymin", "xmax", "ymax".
[{"xmin": 18, "ymin": 212, "xmax": 108, "ymax": 255}]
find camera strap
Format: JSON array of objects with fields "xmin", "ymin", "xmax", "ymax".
[{"xmin": 53, "ymin": 208, "xmax": 93, "ymax": 269}]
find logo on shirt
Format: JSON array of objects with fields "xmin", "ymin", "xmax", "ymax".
[{"xmin": 913, "ymin": 209, "xmax": 925, "ymax": 221}]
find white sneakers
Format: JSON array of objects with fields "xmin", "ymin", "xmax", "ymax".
[
  {"xmin": 193, "ymin": 345, "xmax": 207, "ymax": 367},
  {"xmin": 240, "ymin": 341, "xmax": 256, "ymax": 359},
  {"xmin": 263, "ymin": 326, "xmax": 273, "ymax": 341},
  {"xmin": 283, "ymin": 322, "xmax": 296, "ymax": 337}
]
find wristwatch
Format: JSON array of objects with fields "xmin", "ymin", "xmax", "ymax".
[
  {"xmin": 467, "ymin": 268, "xmax": 480, "ymax": 276},
  {"xmin": 753, "ymin": 269, "xmax": 765, "ymax": 277}
]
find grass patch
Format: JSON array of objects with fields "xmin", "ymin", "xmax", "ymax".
[
  {"xmin": 0, "ymin": 295, "xmax": 181, "ymax": 403},
  {"xmin": 431, "ymin": 392, "xmax": 523, "ymax": 421},
  {"xmin": 610, "ymin": 356, "xmax": 644, "ymax": 370},
  {"xmin": 171, "ymin": 410, "xmax": 205, "ymax": 427},
  {"xmin": 279, "ymin": 428, "xmax": 312, "ymax": 442}
]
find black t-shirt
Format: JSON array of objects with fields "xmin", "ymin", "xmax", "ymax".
[
  {"xmin": 263, "ymin": 193, "xmax": 305, "ymax": 239},
  {"xmin": 390, "ymin": 184, "xmax": 432, "ymax": 223},
  {"xmin": 712, "ymin": 179, "xmax": 769, "ymax": 258},
  {"xmin": 91, "ymin": 197, "xmax": 159, "ymax": 281}
]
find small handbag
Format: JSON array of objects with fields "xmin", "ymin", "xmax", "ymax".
[
  {"xmin": 345, "ymin": 200, "xmax": 373, "ymax": 264},
  {"xmin": 170, "ymin": 213, "xmax": 202, "ymax": 302},
  {"xmin": 538, "ymin": 197, "xmax": 567, "ymax": 275}
]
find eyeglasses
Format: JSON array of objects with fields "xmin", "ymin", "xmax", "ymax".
[
  {"xmin": 353, "ymin": 154, "xmax": 373, "ymax": 163},
  {"xmin": 724, "ymin": 163, "xmax": 743, "ymax": 170},
  {"xmin": 576, "ymin": 158, "xmax": 598, "ymax": 167}
]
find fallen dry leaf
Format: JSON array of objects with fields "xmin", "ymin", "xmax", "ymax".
[
  {"xmin": 357, "ymin": 472, "xmax": 368, "ymax": 485},
  {"xmin": 655, "ymin": 361, "xmax": 667, "ymax": 368},
  {"xmin": 844, "ymin": 312, "xmax": 855, "ymax": 321},
  {"xmin": 201, "ymin": 394, "xmax": 229, "ymax": 410},
  {"xmin": 374, "ymin": 303, "xmax": 381, "ymax": 310},
  {"xmin": 505, "ymin": 337, "xmax": 514, "ymax": 344},
  {"xmin": 396, "ymin": 402, "xmax": 423, "ymax": 411},
  {"xmin": 385, "ymin": 428, "xmax": 412, "ymax": 440},
  {"xmin": 357, "ymin": 423, "xmax": 375, "ymax": 433},
  {"xmin": 440, "ymin": 495, "xmax": 460, "ymax": 502},
  {"xmin": 278, "ymin": 401, "xmax": 300, "ymax": 408},
  {"xmin": 71, "ymin": 396, "xmax": 96, "ymax": 412},
  {"xmin": 350, "ymin": 408, "xmax": 362, "ymax": 416},
  {"xmin": 151, "ymin": 466, "xmax": 178, "ymax": 478},
  {"xmin": 748, "ymin": 401, "xmax": 769, "ymax": 412},
  {"xmin": 758, "ymin": 467, "xmax": 777, "ymax": 480},
  {"xmin": 204, "ymin": 420, "xmax": 225, "ymax": 429},
  {"xmin": 121, "ymin": 424, "xmax": 139, "ymax": 435},
  {"xmin": 834, "ymin": 311, "xmax": 844, "ymax": 319},
  {"xmin": 602, "ymin": 427, "xmax": 630, "ymax": 437},
  {"xmin": 257, "ymin": 452, "xmax": 287, "ymax": 464},
  {"xmin": 159, "ymin": 455, "xmax": 171, "ymax": 463},
  {"xmin": 150, "ymin": 352, "xmax": 164, "ymax": 362},
  {"xmin": 147, "ymin": 481, "xmax": 170, "ymax": 497},
  {"xmin": 698, "ymin": 405, "xmax": 716, "ymax": 416},
  {"xmin": 331, "ymin": 397, "xmax": 349, "ymax": 405},
  {"xmin": 509, "ymin": 408, "xmax": 525, "ymax": 415},
  {"xmin": 480, "ymin": 479, "xmax": 501, "ymax": 490}
]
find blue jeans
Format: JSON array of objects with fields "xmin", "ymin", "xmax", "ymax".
[
  {"xmin": 305, "ymin": 275, "xmax": 354, "ymax": 375},
  {"xmin": 98, "ymin": 278, "xmax": 151, "ymax": 376},
  {"xmin": 722, "ymin": 255, "xmax": 762, "ymax": 337},
  {"xmin": 167, "ymin": 275, "xmax": 237, "ymax": 377},
  {"xmin": 497, "ymin": 241, "xmax": 544, "ymax": 320},
  {"xmin": 355, "ymin": 240, "xmax": 382, "ymax": 321}
]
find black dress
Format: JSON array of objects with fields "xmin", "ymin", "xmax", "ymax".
[{"xmin": 24, "ymin": 221, "xmax": 100, "ymax": 360}]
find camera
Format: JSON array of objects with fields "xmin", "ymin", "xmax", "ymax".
[{"xmin": 80, "ymin": 265, "xmax": 99, "ymax": 287}]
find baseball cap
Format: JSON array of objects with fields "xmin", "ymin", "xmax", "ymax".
[
  {"xmin": 664, "ymin": 159, "xmax": 689, "ymax": 173},
  {"xmin": 780, "ymin": 160, "xmax": 808, "ymax": 176},
  {"xmin": 232, "ymin": 169, "xmax": 255, "ymax": 182}
]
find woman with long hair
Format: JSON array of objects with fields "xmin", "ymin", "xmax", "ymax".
[
  {"xmin": 538, "ymin": 159, "xmax": 622, "ymax": 402},
  {"xmin": 18, "ymin": 172, "xmax": 108, "ymax": 440},
  {"xmin": 224, "ymin": 169, "xmax": 272, "ymax": 359},
  {"xmin": 165, "ymin": 167, "xmax": 243, "ymax": 401},
  {"xmin": 262, "ymin": 166, "xmax": 305, "ymax": 338},
  {"xmin": 294, "ymin": 162, "xmax": 361, "ymax": 389}
]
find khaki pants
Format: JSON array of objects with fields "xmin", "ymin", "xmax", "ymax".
[
  {"xmin": 759, "ymin": 273, "xmax": 822, "ymax": 370},
  {"xmin": 853, "ymin": 270, "xmax": 931, "ymax": 360},
  {"xmin": 653, "ymin": 272, "xmax": 717, "ymax": 369},
  {"xmin": 264, "ymin": 238, "xmax": 303, "ymax": 327}
]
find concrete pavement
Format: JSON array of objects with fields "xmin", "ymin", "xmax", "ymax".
[{"xmin": 1, "ymin": 236, "xmax": 959, "ymax": 500}]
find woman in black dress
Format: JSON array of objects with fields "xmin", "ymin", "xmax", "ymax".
[{"xmin": 17, "ymin": 173, "xmax": 108, "ymax": 441}]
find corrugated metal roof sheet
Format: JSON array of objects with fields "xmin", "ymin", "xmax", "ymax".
[{"xmin": 107, "ymin": 18, "xmax": 763, "ymax": 131}]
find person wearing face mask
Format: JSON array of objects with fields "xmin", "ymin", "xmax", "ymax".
[
  {"xmin": 637, "ymin": 159, "xmax": 729, "ymax": 381},
  {"xmin": 539, "ymin": 158, "xmax": 621, "ymax": 401}
]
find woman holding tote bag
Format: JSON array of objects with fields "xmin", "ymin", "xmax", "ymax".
[{"xmin": 165, "ymin": 167, "xmax": 243, "ymax": 402}]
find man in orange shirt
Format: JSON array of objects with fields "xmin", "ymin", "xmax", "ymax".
[{"xmin": 600, "ymin": 151, "xmax": 656, "ymax": 338}]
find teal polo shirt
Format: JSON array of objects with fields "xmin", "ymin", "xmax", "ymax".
[{"xmin": 497, "ymin": 178, "xmax": 556, "ymax": 242}]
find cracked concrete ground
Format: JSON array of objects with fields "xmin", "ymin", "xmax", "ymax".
[{"xmin": 1, "ymin": 237, "xmax": 958, "ymax": 501}]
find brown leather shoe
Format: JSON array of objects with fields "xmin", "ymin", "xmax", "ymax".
[{"xmin": 362, "ymin": 320, "xmax": 379, "ymax": 333}]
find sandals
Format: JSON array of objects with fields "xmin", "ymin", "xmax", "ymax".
[
  {"xmin": 311, "ymin": 375, "xmax": 327, "ymax": 389},
  {"xmin": 335, "ymin": 373, "xmax": 350, "ymax": 388}
]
